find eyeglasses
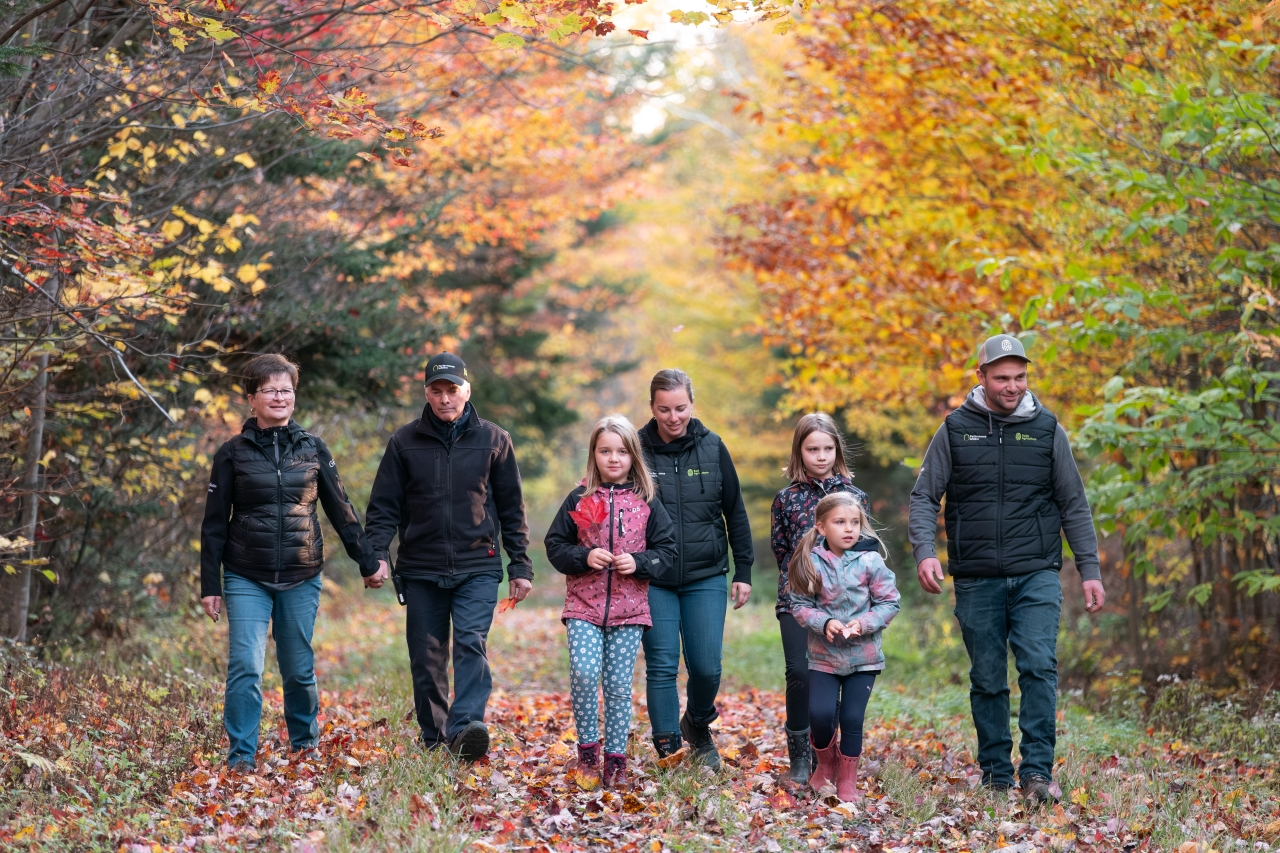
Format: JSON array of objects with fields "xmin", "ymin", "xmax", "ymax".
[{"xmin": 254, "ymin": 388, "xmax": 295, "ymax": 398}]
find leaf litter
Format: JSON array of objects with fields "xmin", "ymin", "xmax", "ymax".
[{"xmin": 4, "ymin": 597, "xmax": 1280, "ymax": 851}]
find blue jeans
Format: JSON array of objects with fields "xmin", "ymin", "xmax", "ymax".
[
  {"xmin": 403, "ymin": 571, "xmax": 501, "ymax": 745},
  {"xmin": 953, "ymin": 570, "xmax": 1062, "ymax": 786},
  {"xmin": 642, "ymin": 573, "xmax": 727, "ymax": 735},
  {"xmin": 223, "ymin": 573, "xmax": 323, "ymax": 766}
]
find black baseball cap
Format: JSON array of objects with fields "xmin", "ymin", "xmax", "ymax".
[
  {"xmin": 424, "ymin": 352, "xmax": 468, "ymax": 386},
  {"xmin": 977, "ymin": 334, "xmax": 1030, "ymax": 367}
]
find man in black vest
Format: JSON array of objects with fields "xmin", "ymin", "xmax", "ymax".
[
  {"xmin": 365, "ymin": 353, "xmax": 533, "ymax": 761},
  {"xmin": 908, "ymin": 335, "xmax": 1106, "ymax": 804}
]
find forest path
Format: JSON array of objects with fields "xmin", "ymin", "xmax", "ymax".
[{"xmin": 4, "ymin": 588, "xmax": 1276, "ymax": 851}]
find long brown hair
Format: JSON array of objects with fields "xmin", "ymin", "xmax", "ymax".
[
  {"xmin": 584, "ymin": 414, "xmax": 657, "ymax": 502},
  {"xmin": 788, "ymin": 492, "xmax": 886, "ymax": 597},
  {"xmin": 784, "ymin": 412, "xmax": 852, "ymax": 483}
]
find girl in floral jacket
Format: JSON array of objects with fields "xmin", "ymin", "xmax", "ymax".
[
  {"xmin": 771, "ymin": 413, "xmax": 871, "ymax": 783},
  {"xmin": 545, "ymin": 415, "xmax": 678, "ymax": 789},
  {"xmin": 790, "ymin": 491, "xmax": 900, "ymax": 803}
]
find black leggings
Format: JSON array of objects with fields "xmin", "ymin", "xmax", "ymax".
[
  {"xmin": 809, "ymin": 670, "xmax": 877, "ymax": 757},
  {"xmin": 778, "ymin": 612, "xmax": 811, "ymax": 730}
]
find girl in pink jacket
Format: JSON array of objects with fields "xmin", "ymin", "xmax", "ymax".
[
  {"xmin": 544, "ymin": 415, "xmax": 678, "ymax": 789},
  {"xmin": 790, "ymin": 491, "xmax": 900, "ymax": 803}
]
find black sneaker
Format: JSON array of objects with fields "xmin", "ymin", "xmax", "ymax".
[
  {"xmin": 448, "ymin": 721, "xmax": 490, "ymax": 762},
  {"xmin": 680, "ymin": 710, "xmax": 721, "ymax": 771},
  {"xmin": 1022, "ymin": 774, "xmax": 1057, "ymax": 806}
]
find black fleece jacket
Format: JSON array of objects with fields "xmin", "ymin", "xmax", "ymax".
[{"xmin": 364, "ymin": 403, "xmax": 533, "ymax": 580}]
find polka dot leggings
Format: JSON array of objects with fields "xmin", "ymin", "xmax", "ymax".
[{"xmin": 566, "ymin": 619, "xmax": 643, "ymax": 754}]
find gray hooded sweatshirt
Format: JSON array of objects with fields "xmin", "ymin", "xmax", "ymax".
[{"xmin": 907, "ymin": 386, "xmax": 1101, "ymax": 582}]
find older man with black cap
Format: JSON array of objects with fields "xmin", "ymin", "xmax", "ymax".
[
  {"xmin": 908, "ymin": 334, "xmax": 1106, "ymax": 804},
  {"xmin": 365, "ymin": 352, "xmax": 532, "ymax": 761}
]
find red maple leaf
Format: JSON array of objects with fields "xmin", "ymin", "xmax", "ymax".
[{"xmin": 568, "ymin": 493, "xmax": 608, "ymax": 547}]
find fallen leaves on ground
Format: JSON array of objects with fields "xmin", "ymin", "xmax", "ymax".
[{"xmin": 4, "ymin": 598, "xmax": 1280, "ymax": 851}]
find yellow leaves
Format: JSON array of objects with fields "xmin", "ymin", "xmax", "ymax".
[
  {"xmin": 498, "ymin": 2, "xmax": 537, "ymax": 27},
  {"xmin": 160, "ymin": 220, "xmax": 184, "ymax": 241},
  {"xmin": 236, "ymin": 264, "xmax": 260, "ymax": 284},
  {"xmin": 669, "ymin": 10, "xmax": 710, "ymax": 25},
  {"xmin": 493, "ymin": 33, "xmax": 526, "ymax": 49},
  {"xmin": 773, "ymin": 18, "xmax": 793, "ymax": 34},
  {"xmin": 232, "ymin": 152, "xmax": 256, "ymax": 169}
]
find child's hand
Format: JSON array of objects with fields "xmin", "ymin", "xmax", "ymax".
[
  {"xmin": 612, "ymin": 553, "xmax": 637, "ymax": 575},
  {"xmin": 825, "ymin": 620, "xmax": 846, "ymax": 642},
  {"xmin": 842, "ymin": 620, "xmax": 863, "ymax": 639},
  {"xmin": 587, "ymin": 548, "xmax": 614, "ymax": 570}
]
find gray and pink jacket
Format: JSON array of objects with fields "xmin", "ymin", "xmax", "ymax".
[
  {"xmin": 544, "ymin": 482, "xmax": 679, "ymax": 628},
  {"xmin": 790, "ymin": 544, "xmax": 901, "ymax": 676}
]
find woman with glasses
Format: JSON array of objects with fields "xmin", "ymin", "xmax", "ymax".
[{"xmin": 199, "ymin": 354, "xmax": 388, "ymax": 773}]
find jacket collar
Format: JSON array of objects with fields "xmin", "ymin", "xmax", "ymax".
[
  {"xmin": 640, "ymin": 417, "xmax": 709, "ymax": 454},
  {"xmin": 961, "ymin": 386, "xmax": 1041, "ymax": 424},
  {"xmin": 415, "ymin": 401, "xmax": 478, "ymax": 442},
  {"xmin": 241, "ymin": 418, "xmax": 304, "ymax": 441}
]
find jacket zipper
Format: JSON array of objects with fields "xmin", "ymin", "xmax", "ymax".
[
  {"xmin": 274, "ymin": 431, "xmax": 283, "ymax": 582},
  {"xmin": 674, "ymin": 450, "xmax": 685, "ymax": 587},
  {"xmin": 601, "ymin": 485, "xmax": 615, "ymax": 627},
  {"xmin": 997, "ymin": 424, "xmax": 1005, "ymax": 575},
  {"xmin": 445, "ymin": 436, "xmax": 454, "ymax": 574}
]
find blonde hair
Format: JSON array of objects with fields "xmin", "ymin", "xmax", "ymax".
[
  {"xmin": 784, "ymin": 413, "xmax": 852, "ymax": 483},
  {"xmin": 584, "ymin": 414, "xmax": 656, "ymax": 502},
  {"xmin": 788, "ymin": 492, "xmax": 887, "ymax": 597}
]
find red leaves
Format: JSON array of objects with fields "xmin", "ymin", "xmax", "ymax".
[
  {"xmin": 593, "ymin": 21, "xmax": 616, "ymax": 36},
  {"xmin": 496, "ymin": 596, "xmax": 519, "ymax": 613},
  {"xmin": 568, "ymin": 493, "xmax": 608, "ymax": 533},
  {"xmin": 628, "ymin": 28, "xmax": 649, "ymax": 39}
]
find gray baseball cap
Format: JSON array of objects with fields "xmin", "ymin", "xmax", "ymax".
[{"xmin": 977, "ymin": 334, "xmax": 1030, "ymax": 367}]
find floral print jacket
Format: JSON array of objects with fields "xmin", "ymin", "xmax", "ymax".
[
  {"xmin": 790, "ymin": 545, "xmax": 900, "ymax": 676},
  {"xmin": 770, "ymin": 475, "xmax": 870, "ymax": 613}
]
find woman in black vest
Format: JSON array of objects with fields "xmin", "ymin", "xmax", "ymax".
[
  {"xmin": 199, "ymin": 354, "xmax": 386, "ymax": 773},
  {"xmin": 639, "ymin": 369, "xmax": 754, "ymax": 768}
]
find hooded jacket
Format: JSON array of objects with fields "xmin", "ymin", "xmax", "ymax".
[
  {"xmin": 790, "ymin": 545, "xmax": 901, "ymax": 676},
  {"xmin": 638, "ymin": 418, "xmax": 754, "ymax": 589},
  {"xmin": 908, "ymin": 387, "xmax": 1101, "ymax": 581},
  {"xmin": 364, "ymin": 402, "xmax": 533, "ymax": 580},
  {"xmin": 770, "ymin": 475, "xmax": 874, "ymax": 614},
  {"xmin": 544, "ymin": 482, "xmax": 679, "ymax": 628},
  {"xmin": 200, "ymin": 419, "xmax": 377, "ymax": 597}
]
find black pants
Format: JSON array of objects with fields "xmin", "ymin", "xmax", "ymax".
[
  {"xmin": 778, "ymin": 611, "xmax": 811, "ymax": 730},
  {"xmin": 403, "ymin": 571, "xmax": 501, "ymax": 746},
  {"xmin": 809, "ymin": 670, "xmax": 877, "ymax": 757}
]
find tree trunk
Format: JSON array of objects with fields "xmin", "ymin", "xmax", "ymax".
[{"xmin": 1, "ymin": 276, "xmax": 58, "ymax": 641}]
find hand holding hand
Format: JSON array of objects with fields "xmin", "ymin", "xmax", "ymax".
[
  {"xmin": 731, "ymin": 582, "xmax": 751, "ymax": 610},
  {"xmin": 1082, "ymin": 579, "xmax": 1106, "ymax": 613},
  {"xmin": 510, "ymin": 578, "xmax": 532, "ymax": 602},
  {"xmin": 917, "ymin": 557, "xmax": 944, "ymax": 594},
  {"xmin": 825, "ymin": 619, "xmax": 846, "ymax": 642},
  {"xmin": 612, "ymin": 553, "xmax": 637, "ymax": 575},
  {"xmin": 365, "ymin": 560, "xmax": 390, "ymax": 589},
  {"xmin": 202, "ymin": 595, "xmax": 221, "ymax": 622},
  {"xmin": 587, "ymin": 549, "xmax": 614, "ymax": 570}
]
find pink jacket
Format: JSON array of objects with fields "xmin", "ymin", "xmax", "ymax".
[{"xmin": 543, "ymin": 482, "xmax": 679, "ymax": 628}]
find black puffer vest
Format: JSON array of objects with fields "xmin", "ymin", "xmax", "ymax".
[
  {"xmin": 225, "ymin": 421, "xmax": 325, "ymax": 580},
  {"xmin": 944, "ymin": 404, "xmax": 1062, "ymax": 577},
  {"xmin": 640, "ymin": 419, "xmax": 728, "ymax": 588}
]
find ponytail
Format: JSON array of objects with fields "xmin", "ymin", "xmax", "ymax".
[{"xmin": 788, "ymin": 527, "xmax": 824, "ymax": 597}]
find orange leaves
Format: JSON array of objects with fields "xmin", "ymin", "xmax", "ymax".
[
  {"xmin": 496, "ymin": 596, "xmax": 519, "ymax": 613},
  {"xmin": 256, "ymin": 70, "xmax": 280, "ymax": 95},
  {"xmin": 628, "ymin": 28, "xmax": 649, "ymax": 39}
]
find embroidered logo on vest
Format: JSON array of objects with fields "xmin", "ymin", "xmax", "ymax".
[
  {"xmin": 962, "ymin": 434, "xmax": 983, "ymax": 441},
  {"xmin": 1014, "ymin": 432, "xmax": 1038, "ymax": 441}
]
